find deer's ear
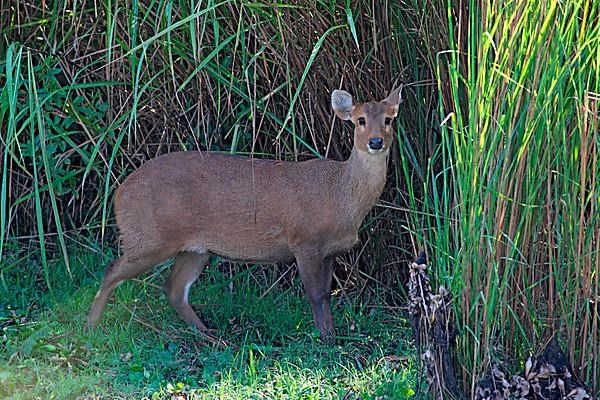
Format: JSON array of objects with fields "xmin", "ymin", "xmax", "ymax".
[
  {"xmin": 331, "ymin": 89, "xmax": 354, "ymax": 120},
  {"xmin": 382, "ymin": 85, "xmax": 403, "ymax": 117}
]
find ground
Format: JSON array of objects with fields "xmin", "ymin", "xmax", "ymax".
[{"xmin": 0, "ymin": 248, "xmax": 417, "ymax": 399}]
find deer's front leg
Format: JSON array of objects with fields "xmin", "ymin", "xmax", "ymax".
[{"xmin": 295, "ymin": 252, "xmax": 335, "ymax": 343}]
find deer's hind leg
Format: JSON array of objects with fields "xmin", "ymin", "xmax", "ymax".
[
  {"xmin": 164, "ymin": 251, "xmax": 211, "ymax": 332},
  {"xmin": 87, "ymin": 254, "xmax": 159, "ymax": 329}
]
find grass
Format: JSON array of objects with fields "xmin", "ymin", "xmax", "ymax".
[
  {"xmin": 0, "ymin": 247, "xmax": 418, "ymax": 399},
  {"xmin": 423, "ymin": 0, "xmax": 600, "ymax": 394}
]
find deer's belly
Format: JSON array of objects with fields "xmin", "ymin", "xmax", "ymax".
[
  {"xmin": 182, "ymin": 239, "xmax": 294, "ymax": 264},
  {"xmin": 213, "ymin": 243, "xmax": 294, "ymax": 263},
  {"xmin": 323, "ymin": 233, "xmax": 360, "ymax": 256}
]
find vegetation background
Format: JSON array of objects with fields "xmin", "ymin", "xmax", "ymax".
[{"xmin": 1, "ymin": 0, "xmax": 598, "ymax": 398}]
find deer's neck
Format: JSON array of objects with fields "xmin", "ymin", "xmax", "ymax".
[{"xmin": 340, "ymin": 147, "xmax": 389, "ymax": 224}]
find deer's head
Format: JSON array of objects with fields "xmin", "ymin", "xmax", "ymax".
[{"xmin": 331, "ymin": 86, "xmax": 403, "ymax": 156}]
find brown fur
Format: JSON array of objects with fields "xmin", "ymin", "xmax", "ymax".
[{"xmin": 87, "ymin": 86, "xmax": 403, "ymax": 342}]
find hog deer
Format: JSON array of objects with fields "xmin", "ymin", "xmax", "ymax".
[{"xmin": 87, "ymin": 86, "xmax": 403, "ymax": 342}]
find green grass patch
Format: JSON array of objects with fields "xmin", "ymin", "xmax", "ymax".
[{"xmin": 1, "ymin": 248, "xmax": 418, "ymax": 399}]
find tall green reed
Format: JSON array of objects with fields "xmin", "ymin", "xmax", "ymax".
[{"xmin": 427, "ymin": 0, "xmax": 600, "ymax": 393}]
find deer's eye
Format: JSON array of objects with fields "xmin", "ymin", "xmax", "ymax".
[
  {"xmin": 357, "ymin": 117, "xmax": 366, "ymax": 126},
  {"xmin": 385, "ymin": 117, "xmax": 392, "ymax": 126}
]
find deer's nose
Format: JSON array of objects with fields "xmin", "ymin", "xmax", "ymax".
[{"xmin": 368, "ymin": 137, "xmax": 383, "ymax": 150}]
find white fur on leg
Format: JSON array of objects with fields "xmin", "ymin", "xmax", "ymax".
[{"xmin": 183, "ymin": 281, "xmax": 193, "ymax": 304}]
